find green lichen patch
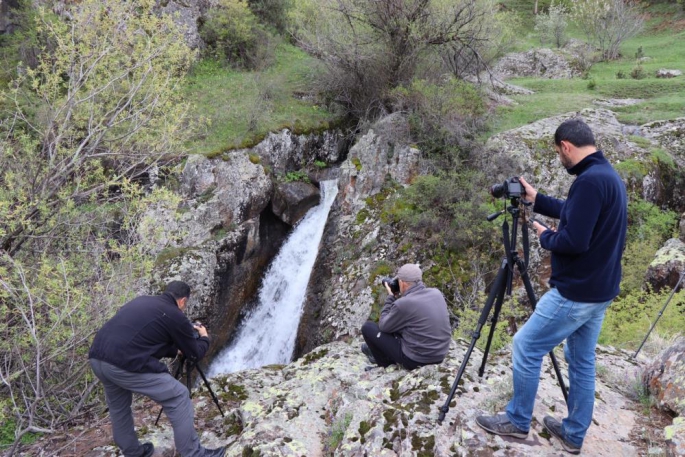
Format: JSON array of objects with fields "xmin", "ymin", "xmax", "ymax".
[
  {"xmin": 411, "ymin": 433, "xmax": 436, "ymax": 457},
  {"xmin": 302, "ymin": 348, "xmax": 330, "ymax": 365},
  {"xmin": 220, "ymin": 383, "xmax": 249, "ymax": 402}
]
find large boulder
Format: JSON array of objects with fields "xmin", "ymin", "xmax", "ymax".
[
  {"xmin": 644, "ymin": 338, "xmax": 685, "ymax": 418},
  {"xmin": 155, "ymin": 0, "xmax": 214, "ymax": 50},
  {"xmin": 75, "ymin": 341, "xmax": 643, "ymax": 456},
  {"xmin": 492, "ymin": 48, "xmax": 583, "ymax": 80},
  {"xmin": 339, "ymin": 113, "xmax": 420, "ymax": 213},
  {"xmin": 272, "ymin": 181, "xmax": 321, "ymax": 226},
  {"xmin": 644, "ymin": 238, "xmax": 685, "ymax": 292},
  {"xmin": 642, "ymin": 118, "xmax": 685, "ymax": 169}
]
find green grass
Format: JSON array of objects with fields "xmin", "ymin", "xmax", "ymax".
[
  {"xmin": 489, "ymin": 4, "xmax": 685, "ymax": 135},
  {"xmin": 182, "ymin": 42, "xmax": 340, "ymax": 155}
]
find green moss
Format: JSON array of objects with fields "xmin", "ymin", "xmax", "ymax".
[
  {"xmin": 197, "ymin": 183, "xmax": 218, "ymax": 204},
  {"xmin": 301, "ymin": 348, "xmax": 329, "ymax": 365},
  {"xmin": 358, "ymin": 420, "xmax": 371, "ymax": 444},
  {"xmin": 355, "ymin": 208, "xmax": 370, "ymax": 224},
  {"xmin": 411, "ymin": 433, "xmax": 436, "ymax": 457},
  {"xmin": 248, "ymin": 152, "xmax": 261, "ymax": 164},
  {"xmin": 220, "ymin": 383, "xmax": 249, "ymax": 402},
  {"xmin": 351, "ymin": 157, "xmax": 362, "ymax": 171},
  {"xmin": 614, "ymin": 159, "xmax": 650, "ymax": 181},
  {"xmin": 154, "ymin": 246, "xmax": 196, "ymax": 268}
]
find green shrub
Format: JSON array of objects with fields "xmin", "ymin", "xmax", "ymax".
[
  {"xmin": 630, "ymin": 65, "xmax": 646, "ymax": 80},
  {"xmin": 283, "ymin": 170, "xmax": 310, "ymax": 183},
  {"xmin": 534, "ymin": 3, "xmax": 568, "ymax": 48},
  {"xmin": 587, "ymin": 78, "xmax": 597, "ymax": 90},
  {"xmin": 199, "ymin": 0, "xmax": 276, "ymax": 70},
  {"xmin": 248, "ymin": 0, "xmax": 292, "ymax": 33},
  {"xmin": 616, "ymin": 70, "xmax": 626, "ymax": 79}
]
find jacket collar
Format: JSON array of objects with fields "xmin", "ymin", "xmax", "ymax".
[{"xmin": 567, "ymin": 150, "xmax": 606, "ymax": 176}]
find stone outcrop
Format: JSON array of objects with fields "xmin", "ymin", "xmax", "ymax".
[
  {"xmin": 79, "ymin": 341, "xmax": 646, "ymax": 456},
  {"xmin": 642, "ymin": 118, "xmax": 685, "ymax": 169},
  {"xmin": 154, "ymin": 0, "xmax": 215, "ymax": 50},
  {"xmin": 272, "ymin": 181, "xmax": 321, "ymax": 226},
  {"xmin": 645, "ymin": 238, "xmax": 685, "ymax": 292},
  {"xmin": 492, "ymin": 48, "xmax": 583, "ymax": 80},
  {"xmin": 644, "ymin": 338, "xmax": 685, "ymax": 416},
  {"xmin": 656, "ymin": 69, "xmax": 683, "ymax": 78}
]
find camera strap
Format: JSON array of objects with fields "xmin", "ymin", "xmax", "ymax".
[{"xmin": 522, "ymin": 218, "xmax": 530, "ymax": 269}]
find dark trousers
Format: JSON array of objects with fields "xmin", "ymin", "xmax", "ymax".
[
  {"xmin": 90, "ymin": 359, "xmax": 206, "ymax": 457},
  {"xmin": 361, "ymin": 321, "xmax": 424, "ymax": 370}
]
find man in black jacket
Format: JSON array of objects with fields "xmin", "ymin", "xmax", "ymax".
[{"xmin": 89, "ymin": 281, "xmax": 225, "ymax": 457}]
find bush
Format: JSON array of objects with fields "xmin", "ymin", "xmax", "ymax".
[
  {"xmin": 587, "ymin": 78, "xmax": 597, "ymax": 90},
  {"xmin": 534, "ymin": 3, "xmax": 569, "ymax": 48},
  {"xmin": 389, "ymin": 78, "xmax": 487, "ymax": 169},
  {"xmin": 200, "ymin": 0, "xmax": 276, "ymax": 70},
  {"xmin": 616, "ymin": 70, "xmax": 626, "ymax": 79},
  {"xmin": 630, "ymin": 65, "xmax": 647, "ymax": 80},
  {"xmin": 248, "ymin": 0, "xmax": 292, "ymax": 33}
]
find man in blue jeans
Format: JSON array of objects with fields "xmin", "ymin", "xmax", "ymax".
[{"xmin": 476, "ymin": 118, "xmax": 627, "ymax": 454}]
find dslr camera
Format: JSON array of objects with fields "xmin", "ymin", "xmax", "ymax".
[
  {"xmin": 191, "ymin": 321, "xmax": 203, "ymax": 339},
  {"xmin": 381, "ymin": 277, "xmax": 400, "ymax": 295},
  {"xmin": 490, "ymin": 176, "xmax": 525, "ymax": 199}
]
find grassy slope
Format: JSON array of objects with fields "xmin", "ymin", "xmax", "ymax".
[
  {"xmin": 490, "ymin": 3, "xmax": 685, "ymax": 134},
  {"xmin": 182, "ymin": 42, "xmax": 340, "ymax": 156}
]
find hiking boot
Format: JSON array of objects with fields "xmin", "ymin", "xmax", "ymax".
[
  {"xmin": 361, "ymin": 343, "xmax": 376, "ymax": 364},
  {"xmin": 205, "ymin": 446, "xmax": 226, "ymax": 457},
  {"xmin": 543, "ymin": 416, "xmax": 581, "ymax": 454},
  {"xmin": 140, "ymin": 442, "xmax": 154, "ymax": 457},
  {"xmin": 476, "ymin": 414, "xmax": 528, "ymax": 439}
]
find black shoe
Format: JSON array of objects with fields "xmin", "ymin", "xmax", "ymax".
[
  {"xmin": 205, "ymin": 446, "xmax": 226, "ymax": 457},
  {"xmin": 140, "ymin": 442, "xmax": 154, "ymax": 457},
  {"xmin": 476, "ymin": 414, "xmax": 528, "ymax": 439},
  {"xmin": 361, "ymin": 343, "xmax": 376, "ymax": 364},
  {"xmin": 543, "ymin": 416, "xmax": 581, "ymax": 454}
]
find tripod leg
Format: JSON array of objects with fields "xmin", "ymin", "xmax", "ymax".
[
  {"xmin": 438, "ymin": 260, "xmax": 508, "ymax": 424},
  {"xmin": 518, "ymin": 261, "xmax": 569, "ymax": 404},
  {"xmin": 478, "ymin": 281, "xmax": 507, "ymax": 377},
  {"xmin": 195, "ymin": 365, "xmax": 225, "ymax": 417}
]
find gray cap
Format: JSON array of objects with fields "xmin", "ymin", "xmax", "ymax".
[{"xmin": 397, "ymin": 264, "xmax": 422, "ymax": 282}]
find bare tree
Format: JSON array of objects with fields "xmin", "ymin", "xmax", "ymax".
[
  {"xmin": 570, "ymin": 0, "xmax": 644, "ymax": 60},
  {"xmin": 289, "ymin": 0, "xmax": 497, "ymax": 118}
]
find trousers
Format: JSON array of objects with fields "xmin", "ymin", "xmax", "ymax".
[
  {"xmin": 90, "ymin": 358, "xmax": 205, "ymax": 457},
  {"xmin": 505, "ymin": 287, "xmax": 611, "ymax": 447}
]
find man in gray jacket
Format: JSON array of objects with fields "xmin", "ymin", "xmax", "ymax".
[{"xmin": 361, "ymin": 264, "xmax": 452, "ymax": 370}]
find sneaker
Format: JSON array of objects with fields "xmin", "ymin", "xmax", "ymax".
[
  {"xmin": 361, "ymin": 343, "xmax": 376, "ymax": 364},
  {"xmin": 543, "ymin": 416, "xmax": 581, "ymax": 454},
  {"xmin": 476, "ymin": 414, "xmax": 528, "ymax": 439},
  {"xmin": 141, "ymin": 442, "xmax": 154, "ymax": 457},
  {"xmin": 205, "ymin": 446, "xmax": 226, "ymax": 457}
]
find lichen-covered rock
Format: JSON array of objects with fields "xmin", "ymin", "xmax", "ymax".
[
  {"xmin": 272, "ymin": 181, "xmax": 321, "ymax": 226},
  {"xmin": 665, "ymin": 416, "xmax": 685, "ymax": 456},
  {"xmin": 656, "ymin": 69, "xmax": 683, "ymax": 78},
  {"xmin": 492, "ymin": 48, "xmax": 583, "ymax": 80},
  {"xmin": 645, "ymin": 238, "xmax": 685, "ymax": 292},
  {"xmin": 641, "ymin": 118, "xmax": 685, "ymax": 169},
  {"xmin": 251, "ymin": 129, "xmax": 346, "ymax": 176},
  {"xmin": 644, "ymin": 338, "xmax": 685, "ymax": 417},
  {"xmin": 118, "ymin": 341, "xmax": 641, "ymax": 456},
  {"xmin": 339, "ymin": 113, "xmax": 420, "ymax": 214},
  {"xmin": 155, "ymin": 0, "xmax": 214, "ymax": 50}
]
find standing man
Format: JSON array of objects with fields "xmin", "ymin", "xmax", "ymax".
[
  {"xmin": 476, "ymin": 118, "xmax": 627, "ymax": 454},
  {"xmin": 361, "ymin": 263, "xmax": 452, "ymax": 370},
  {"xmin": 89, "ymin": 281, "xmax": 226, "ymax": 457}
]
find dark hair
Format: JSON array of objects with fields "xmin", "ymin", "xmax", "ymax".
[
  {"xmin": 554, "ymin": 118, "xmax": 596, "ymax": 148},
  {"xmin": 164, "ymin": 281, "xmax": 191, "ymax": 300}
]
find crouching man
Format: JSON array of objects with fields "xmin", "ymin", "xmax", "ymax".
[
  {"xmin": 361, "ymin": 264, "xmax": 451, "ymax": 370},
  {"xmin": 89, "ymin": 281, "xmax": 226, "ymax": 457}
]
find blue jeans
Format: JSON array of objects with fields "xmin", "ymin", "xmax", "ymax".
[{"xmin": 505, "ymin": 288, "xmax": 611, "ymax": 447}]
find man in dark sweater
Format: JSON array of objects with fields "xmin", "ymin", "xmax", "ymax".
[
  {"xmin": 476, "ymin": 118, "xmax": 627, "ymax": 454},
  {"xmin": 89, "ymin": 281, "xmax": 225, "ymax": 457},
  {"xmin": 361, "ymin": 264, "xmax": 452, "ymax": 370}
]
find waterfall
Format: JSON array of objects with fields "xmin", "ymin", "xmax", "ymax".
[{"xmin": 208, "ymin": 180, "xmax": 338, "ymax": 376}]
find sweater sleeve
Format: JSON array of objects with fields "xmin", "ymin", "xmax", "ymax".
[
  {"xmin": 170, "ymin": 314, "xmax": 210, "ymax": 362},
  {"xmin": 533, "ymin": 193, "xmax": 564, "ymax": 219},
  {"xmin": 379, "ymin": 294, "xmax": 406, "ymax": 334},
  {"xmin": 539, "ymin": 180, "xmax": 602, "ymax": 254}
]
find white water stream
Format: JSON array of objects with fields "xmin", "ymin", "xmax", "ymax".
[{"xmin": 208, "ymin": 180, "xmax": 339, "ymax": 376}]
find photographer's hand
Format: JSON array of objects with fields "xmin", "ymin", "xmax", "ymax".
[
  {"xmin": 384, "ymin": 283, "xmax": 394, "ymax": 295},
  {"xmin": 193, "ymin": 323, "xmax": 208, "ymax": 338},
  {"xmin": 519, "ymin": 177, "xmax": 538, "ymax": 205}
]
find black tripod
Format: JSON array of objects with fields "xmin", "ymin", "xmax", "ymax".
[
  {"xmin": 438, "ymin": 197, "xmax": 568, "ymax": 424},
  {"xmin": 155, "ymin": 354, "xmax": 225, "ymax": 426}
]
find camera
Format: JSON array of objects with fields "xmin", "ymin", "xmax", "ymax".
[
  {"xmin": 381, "ymin": 277, "xmax": 400, "ymax": 295},
  {"xmin": 490, "ymin": 176, "xmax": 525, "ymax": 199},
  {"xmin": 192, "ymin": 321, "xmax": 202, "ymax": 339}
]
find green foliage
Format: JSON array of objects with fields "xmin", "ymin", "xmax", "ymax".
[
  {"xmin": 283, "ymin": 170, "xmax": 311, "ymax": 183},
  {"xmin": 247, "ymin": 0, "xmax": 293, "ymax": 33},
  {"xmin": 587, "ymin": 78, "xmax": 597, "ymax": 90},
  {"xmin": 182, "ymin": 44, "xmax": 339, "ymax": 154},
  {"xmin": 328, "ymin": 412, "xmax": 353, "ymax": 452},
  {"xmin": 534, "ymin": 3, "xmax": 569, "ymax": 48},
  {"xmin": 314, "ymin": 160, "xmax": 327, "ymax": 169},
  {"xmin": 616, "ymin": 69, "xmax": 627, "ymax": 79},
  {"xmin": 627, "ymin": 199, "xmax": 678, "ymax": 245},
  {"xmin": 630, "ymin": 64, "xmax": 647, "ymax": 80},
  {"xmin": 390, "ymin": 78, "xmax": 487, "ymax": 168},
  {"xmin": 599, "ymin": 288, "xmax": 685, "ymax": 349},
  {"xmin": 200, "ymin": 0, "xmax": 277, "ymax": 70}
]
